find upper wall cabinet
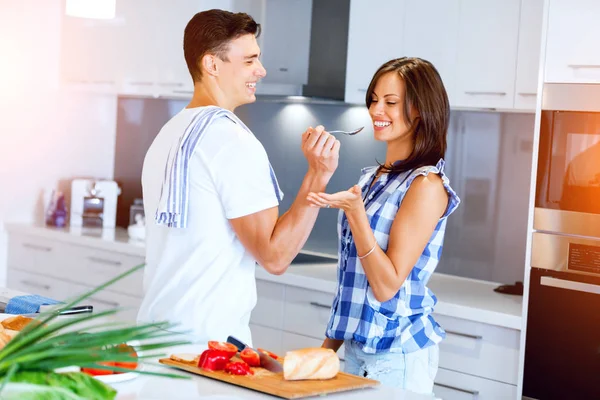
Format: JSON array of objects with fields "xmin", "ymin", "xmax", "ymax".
[
  {"xmin": 454, "ymin": 0, "xmax": 521, "ymax": 109},
  {"xmin": 344, "ymin": 0, "xmax": 406, "ymax": 104},
  {"xmin": 545, "ymin": 0, "xmax": 600, "ymax": 83},
  {"xmin": 60, "ymin": 10, "xmax": 121, "ymax": 93},
  {"xmin": 514, "ymin": 0, "xmax": 544, "ymax": 110},
  {"xmin": 403, "ymin": 0, "xmax": 460, "ymax": 105}
]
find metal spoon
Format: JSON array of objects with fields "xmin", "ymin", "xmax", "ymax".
[{"xmin": 329, "ymin": 127, "xmax": 364, "ymax": 136}]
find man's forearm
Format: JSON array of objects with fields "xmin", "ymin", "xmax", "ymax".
[{"xmin": 266, "ymin": 170, "xmax": 330, "ymax": 272}]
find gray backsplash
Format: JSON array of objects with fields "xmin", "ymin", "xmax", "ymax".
[{"xmin": 115, "ymin": 97, "xmax": 534, "ymax": 284}]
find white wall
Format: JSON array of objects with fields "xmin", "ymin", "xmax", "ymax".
[{"xmin": 0, "ymin": 0, "xmax": 117, "ymax": 285}]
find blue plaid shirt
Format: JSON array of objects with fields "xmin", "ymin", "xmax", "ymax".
[{"xmin": 326, "ymin": 159, "xmax": 460, "ymax": 354}]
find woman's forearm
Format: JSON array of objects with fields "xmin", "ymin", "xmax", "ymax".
[
  {"xmin": 321, "ymin": 338, "xmax": 344, "ymax": 352},
  {"xmin": 345, "ymin": 210, "xmax": 407, "ymax": 302}
]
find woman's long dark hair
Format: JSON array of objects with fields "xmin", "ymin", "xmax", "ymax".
[{"xmin": 366, "ymin": 57, "xmax": 450, "ymax": 174}]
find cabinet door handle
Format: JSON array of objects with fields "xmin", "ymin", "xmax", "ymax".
[
  {"xmin": 157, "ymin": 82, "xmax": 184, "ymax": 87},
  {"xmin": 435, "ymin": 382, "xmax": 479, "ymax": 396},
  {"xmin": 89, "ymin": 297, "xmax": 119, "ymax": 308},
  {"xmin": 20, "ymin": 280, "xmax": 51, "ymax": 290},
  {"xmin": 518, "ymin": 92, "xmax": 537, "ymax": 96},
  {"xmin": 92, "ymin": 80, "xmax": 115, "ymax": 85},
  {"xmin": 464, "ymin": 91, "xmax": 507, "ymax": 96},
  {"xmin": 87, "ymin": 256, "xmax": 122, "ymax": 267},
  {"xmin": 128, "ymin": 81, "xmax": 154, "ymax": 86},
  {"xmin": 541, "ymin": 276, "xmax": 600, "ymax": 295},
  {"xmin": 568, "ymin": 64, "xmax": 600, "ymax": 69},
  {"xmin": 445, "ymin": 330, "xmax": 483, "ymax": 340},
  {"xmin": 23, "ymin": 243, "xmax": 52, "ymax": 252},
  {"xmin": 309, "ymin": 301, "xmax": 331, "ymax": 309}
]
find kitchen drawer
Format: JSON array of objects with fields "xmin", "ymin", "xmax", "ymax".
[
  {"xmin": 434, "ymin": 367, "xmax": 517, "ymax": 400},
  {"xmin": 249, "ymin": 323, "xmax": 283, "ymax": 356},
  {"xmin": 281, "ymin": 332, "xmax": 345, "ymax": 362},
  {"xmin": 63, "ymin": 243, "xmax": 145, "ymax": 297},
  {"xmin": 7, "ymin": 268, "xmax": 140, "ymax": 322},
  {"xmin": 251, "ymin": 280, "xmax": 285, "ymax": 329},
  {"xmin": 283, "ymin": 286, "xmax": 333, "ymax": 339},
  {"xmin": 7, "ymin": 234, "xmax": 68, "ymax": 276},
  {"xmin": 73, "ymin": 281, "xmax": 142, "ymax": 323},
  {"xmin": 434, "ymin": 313, "xmax": 519, "ymax": 385},
  {"xmin": 7, "ymin": 234, "xmax": 144, "ymax": 297},
  {"xmin": 7, "ymin": 268, "xmax": 70, "ymax": 303}
]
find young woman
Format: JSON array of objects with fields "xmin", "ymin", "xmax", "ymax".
[{"xmin": 307, "ymin": 57, "xmax": 460, "ymax": 394}]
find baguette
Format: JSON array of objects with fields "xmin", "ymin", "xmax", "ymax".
[{"xmin": 283, "ymin": 347, "xmax": 340, "ymax": 380}]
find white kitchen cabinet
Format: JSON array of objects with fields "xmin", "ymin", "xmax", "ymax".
[
  {"xmin": 344, "ymin": 0, "xmax": 406, "ymax": 104},
  {"xmin": 435, "ymin": 313, "xmax": 520, "ymax": 385},
  {"xmin": 249, "ymin": 323, "xmax": 284, "ymax": 356},
  {"xmin": 514, "ymin": 0, "xmax": 545, "ymax": 110},
  {"xmin": 282, "ymin": 286, "xmax": 333, "ymax": 340},
  {"xmin": 118, "ymin": 0, "xmax": 197, "ymax": 97},
  {"xmin": 7, "ymin": 269, "xmax": 70, "ymax": 304},
  {"xmin": 7, "ymin": 268, "xmax": 140, "ymax": 323},
  {"xmin": 60, "ymin": 10, "xmax": 121, "ymax": 93},
  {"xmin": 454, "ymin": 0, "xmax": 521, "ymax": 109},
  {"xmin": 251, "ymin": 280, "xmax": 285, "ymax": 329},
  {"xmin": 434, "ymin": 367, "xmax": 517, "ymax": 400},
  {"xmin": 402, "ymin": 0, "xmax": 460, "ymax": 105},
  {"xmin": 545, "ymin": 0, "xmax": 600, "ymax": 83},
  {"xmin": 259, "ymin": 0, "xmax": 312, "ymax": 88}
]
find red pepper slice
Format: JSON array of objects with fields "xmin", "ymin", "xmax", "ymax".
[
  {"xmin": 225, "ymin": 361, "xmax": 253, "ymax": 376},
  {"xmin": 198, "ymin": 349, "xmax": 230, "ymax": 371}
]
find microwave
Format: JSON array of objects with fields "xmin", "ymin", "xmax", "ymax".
[{"xmin": 534, "ymin": 83, "xmax": 600, "ymax": 238}]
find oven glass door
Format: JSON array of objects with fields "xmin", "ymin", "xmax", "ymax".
[
  {"xmin": 537, "ymin": 111, "xmax": 600, "ymax": 213},
  {"xmin": 523, "ymin": 267, "xmax": 600, "ymax": 399}
]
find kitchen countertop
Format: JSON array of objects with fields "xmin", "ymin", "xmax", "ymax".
[
  {"xmin": 257, "ymin": 264, "xmax": 523, "ymax": 330},
  {"xmin": 112, "ymin": 363, "xmax": 433, "ymax": 400},
  {"xmin": 5, "ymin": 223, "xmax": 523, "ymax": 330}
]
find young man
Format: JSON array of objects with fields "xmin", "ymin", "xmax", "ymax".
[{"xmin": 137, "ymin": 9, "xmax": 340, "ymax": 347}]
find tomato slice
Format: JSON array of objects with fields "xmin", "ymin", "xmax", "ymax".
[
  {"xmin": 115, "ymin": 343, "xmax": 138, "ymax": 370},
  {"xmin": 81, "ymin": 362, "xmax": 115, "ymax": 376},
  {"xmin": 240, "ymin": 347, "xmax": 261, "ymax": 367},
  {"xmin": 207, "ymin": 341, "xmax": 238, "ymax": 359},
  {"xmin": 258, "ymin": 348, "xmax": 280, "ymax": 360}
]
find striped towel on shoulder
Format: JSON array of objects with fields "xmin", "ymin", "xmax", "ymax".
[{"xmin": 155, "ymin": 106, "xmax": 282, "ymax": 228}]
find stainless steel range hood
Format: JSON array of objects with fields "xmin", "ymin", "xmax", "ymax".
[{"xmin": 301, "ymin": 0, "xmax": 350, "ymax": 101}]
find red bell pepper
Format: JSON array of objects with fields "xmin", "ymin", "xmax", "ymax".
[
  {"xmin": 198, "ymin": 349, "xmax": 230, "ymax": 371},
  {"xmin": 225, "ymin": 361, "xmax": 253, "ymax": 376}
]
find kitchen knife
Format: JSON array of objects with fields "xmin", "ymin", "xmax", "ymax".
[
  {"xmin": 227, "ymin": 335, "xmax": 283, "ymax": 373},
  {"xmin": 23, "ymin": 305, "xmax": 93, "ymax": 318}
]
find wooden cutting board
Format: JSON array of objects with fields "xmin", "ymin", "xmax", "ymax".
[{"xmin": 159, "ymin": 357, "xmax": 380, "ymax": 399}]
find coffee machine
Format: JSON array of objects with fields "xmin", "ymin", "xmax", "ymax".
[{"xmin": 70, "ymin": 179, "xmax": 121, "ymax": 228}]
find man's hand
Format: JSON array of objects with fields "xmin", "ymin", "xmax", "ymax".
[{"xmin": 301, "ymin": 126, "xmax": 340, "ymax": 178}]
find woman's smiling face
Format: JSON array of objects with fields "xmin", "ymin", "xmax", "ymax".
[{"xmin": 368, "ymin": 71, "xmax": 419, "ymax": 144}]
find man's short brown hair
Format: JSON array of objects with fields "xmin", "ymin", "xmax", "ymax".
[{"xmin": 183, "ymin": 9, "xmax": 261, "ymax": 83}]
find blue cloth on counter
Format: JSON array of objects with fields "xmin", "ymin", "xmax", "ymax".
[{"xmin": 5, "ymin": 294, "xmax": 61, "ymax": 314}]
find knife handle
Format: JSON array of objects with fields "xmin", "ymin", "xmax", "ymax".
[{"xmin": 226, "ymin": 335, "xmax": 248, "ymax": 352}]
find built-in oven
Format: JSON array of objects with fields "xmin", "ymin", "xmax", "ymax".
[
  {"xmin": 524, "ymin": 83, "xmax": 600, "ymax": 399},
  {"xmin": 523, "ymin": 233, "xmax": 600, "ymax": 399}
]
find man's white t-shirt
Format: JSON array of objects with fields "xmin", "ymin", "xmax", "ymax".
[{"xmin": 138, "ymin": 106, "xmax": 280, "ymax": 347}]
